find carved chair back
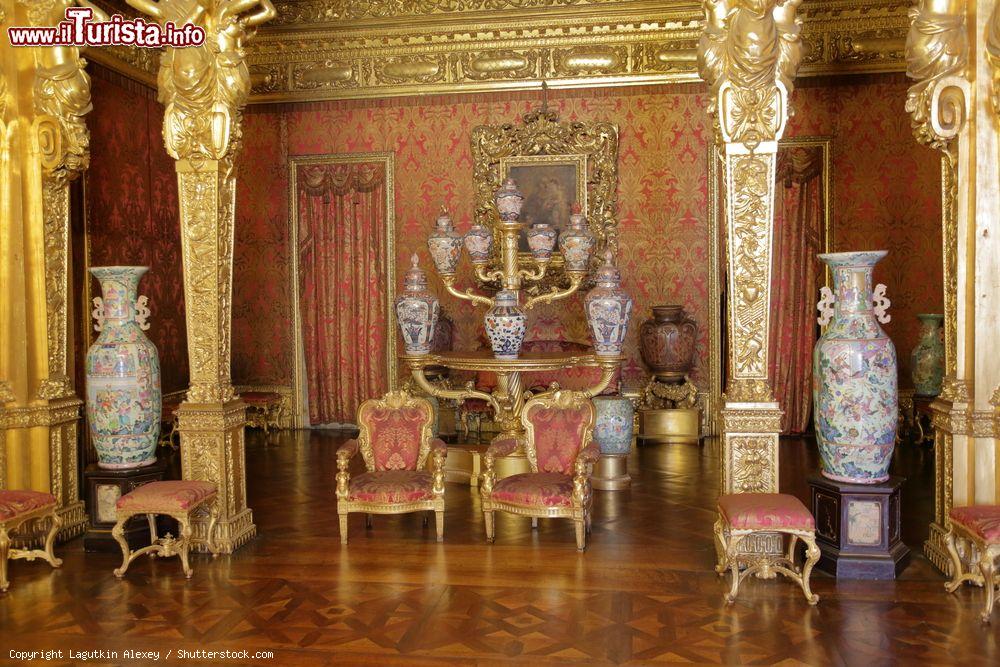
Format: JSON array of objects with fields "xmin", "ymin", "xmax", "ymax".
[
  {"xmin": 521, "ymin": 390, "xmax": 596, "ymax": 475},
  {"xmin": 356, "ymin": 391, "xmax": 434, "ymax": 472}
]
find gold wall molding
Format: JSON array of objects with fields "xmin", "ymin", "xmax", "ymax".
[
  {"xmin": 287, "ymin": 152, "xmax": 398, "ymax": 429},
  {"xmin": 89, "ymin": 1, "xmax": 912, "ymax": 102}
]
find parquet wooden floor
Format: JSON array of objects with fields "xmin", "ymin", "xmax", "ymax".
[{"xmin": 1, "ymin": 432, "xmax": 997, "ymax": 666}]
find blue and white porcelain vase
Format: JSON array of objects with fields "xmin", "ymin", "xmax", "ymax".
[
  {"xmin": 813, "ymin": 251, "xmax": 898, "ymax": 484},
  {"xmin": 585, "ymin": 251, "xmax": 633, "ymax": 357},
  {"xmin": 395, "ymin": 254, "xmax": 440, "ymax": 355},
  {"xmin": 427, "ymin": 208, "xmax": 463, "ymax": 275},
  {"xmin": 593, "ymin": 396, "xmax": 634, "ymax": 455},
  {"xmin": 911, "ymin": 313, "xmax": 944, "ymax": 397},
  {"xmin": 484, "ymin": 290, "xmax": 526, "ymax": 360},
  {"xmin": 494, "ymin": 177, "xmax": 524, "ymax": 222},
  {"xmin": 86, "ymin": 266, "xmax": 161, "ymax": 469}
]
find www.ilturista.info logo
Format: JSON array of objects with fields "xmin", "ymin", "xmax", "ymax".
[{"xmin": 7, "ymin": 7, "xmax": 205, "ymax": 48}]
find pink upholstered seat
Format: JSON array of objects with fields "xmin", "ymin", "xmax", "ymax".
[
  {"xmin": 492, "ymin": 473, "xmax": 579, "ymax": 508},
  {"xmin": 950, "ymin": 506, "xmax": 1000, "ymax": 543},
  {"xmin": 116, "ymin": 480, "xmax": 217, "ymax": 513},
  {"xmin": 719, "ymin": 493, "xmax": 815, "ymax": 531},
  {"xmin": 348, "ymin": 471, "xmax": 434, "ymax": 504},
  {"xmin": 0, "ymin": 490, "xmax": 56, "ymax": 521}
]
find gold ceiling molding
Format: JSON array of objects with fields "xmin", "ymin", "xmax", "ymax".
[{"xmin": 86, "ymin": 0, "xmax": 912, "ymax": 103}]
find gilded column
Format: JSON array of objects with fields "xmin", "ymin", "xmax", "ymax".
[
  {"xmin": 0, "ymin": 0, "xmax": 103, "ymax": 540},
  {"xmin": 698, "ymin": 1, "xmax": 803, "ymax": 494},
  {"xmin": 126, "ymin": 0, "xmax": 275, "ymax": 552},
  {"xmin": 906, "ymin": 0, "xmax": 1000, "ymax": 574}
]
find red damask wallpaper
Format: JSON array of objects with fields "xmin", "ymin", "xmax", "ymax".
[
  {"xmin": 85, "ymin": 66, "xmax": 188, "ymax": 395},
  {"xmin": 232, "ymin": 73, "xmax": 943, "ymax": 414}
]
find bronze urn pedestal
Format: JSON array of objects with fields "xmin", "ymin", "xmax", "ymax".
[{"xmin": 638, "ymin": 305, "xmax": 700, "ymax": 444}]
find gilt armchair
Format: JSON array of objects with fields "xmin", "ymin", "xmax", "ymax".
[
  {"xmin": 481, "ymin": 390, "xmax": 599, "ymax": 551},
  {"xmin": 336, "ymin": 390, "xmax": 447, "ymax": 544}
]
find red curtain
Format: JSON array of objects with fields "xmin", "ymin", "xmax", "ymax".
[
  {"xmin": 768, "ymin": 147, "xmax": 823, "ymax": 434},
  {"xmin": 297, "ymin": 162, "xmax": 388, "ymax": 425}
]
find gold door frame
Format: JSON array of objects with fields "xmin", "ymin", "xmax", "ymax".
[
  {"xmin": 288, "ymin": 152, "xmax": 398, "ymax": 428},
  {"xmin": 707, "ymin": 136, "xmax": 833, "ymax": 436}
]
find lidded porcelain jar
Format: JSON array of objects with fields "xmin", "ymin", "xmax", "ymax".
[
  {"xmin": 464, "ymin": 223, "xmax": 493, "ymax": 264},
  {"xmin": 639, "ymin": 305, "xmax": 698, "ymax": 382},
  {"xmin": 494, "ymin": 177, "xmax": 524, "ymax": 222},
  {"xmin": 585, "ymin": 251, "xmax": 633, "ymax": 357},
  {"xmin": 526, "ymin": 222, "xmax": 558, "ymax": 260},
  {"xmin": 559, "ymin": 203, "xmax": 595, "ymax": 272},
  {"xmin": 86, "ymin": 266, "xmax": 161, "ymax": 469},
  {"xmin": 911, "ymin": 313, "xmax": 944, "ymax": 397},
  {"xmin": 427, "ymin": 208, "xmax": 463, "ymax": 275},
  {"xmin": 484, "ymin": 289, "xmax": 526, "ymax": 360},
  {"xmin": 395, "ymin": 253, "xmax": 440, "ymax": 355},
  {"xmin": 813, "ymin": 250, "xmax": 897, "ymax": 484}
]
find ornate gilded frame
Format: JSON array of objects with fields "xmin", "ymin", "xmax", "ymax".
[
  {"xmin": 707, "ymin": 136, "xmax": 833, "ymax": 436},
  {"xmin": 288, "ymin": 152, "xmax": 398, "ymax": 428},
  {"xmin": 472, "ymin": 108, "xmax": 619, "ymax": 282}
]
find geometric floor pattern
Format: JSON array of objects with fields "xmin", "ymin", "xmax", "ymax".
[{"xmin": 1, "ymin": 432, "xmax": 996, "ymax": 665}]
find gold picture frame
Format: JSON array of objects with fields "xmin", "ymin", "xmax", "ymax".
[
  {"xmin": 500, "ymin": 153, "xmax": 588, "ymax": 253},
  {"xmin": 472, "ymin": 107, "xmax": 619, "ymax": 286},
  {"xmin": 288, "ymin": 152, "xmax": 398, "ymax": 428}
]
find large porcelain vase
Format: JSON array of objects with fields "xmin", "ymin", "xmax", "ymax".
[
  {"xmin": 86, "ymin": 266, "xmax": 161, "ymax": 469},
  {"xmin": 593, "ymin": 396, "xmax": 635, "ymax": 455},
  {"xmin": 639, "ymin": 305, "xmax": 698, "ymax": 381},
  {"xmin": 910, "ymin": 313, "xmax": 944, "ymax": 397},
  {"xmin": 396, "ymin": 254, "xmax": 440, "ymax": 355},
  {"xmin": 813, "ymin": 251, "xmax": 898, "ymax": 484},
  {"xmin": 484, "ymin": 290, "xmax": 526, "ymax": 360},
  {"xmin": 585, "ymin": 252, "xmax": 633, "ymax": 357}
]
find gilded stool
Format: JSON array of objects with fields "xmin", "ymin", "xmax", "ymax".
[
  {"xmin": 112, "ymin": 480, "xmax": 219, "ymax": 579},
  {"xmin": 0, "ymin": 490, "xmax": 63, "ymax": 592},
  {"xmin": 714, "ymin": 493, "xmax": 821, "ymax": 605},
  {"xmin": 944, "ymin": 505, "xmax": 1000, "ymax": 623}
]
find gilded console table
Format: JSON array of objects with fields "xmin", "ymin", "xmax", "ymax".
[{"xmin": 403, "ymin": 350, "xmax": 621, "ymax": 484}]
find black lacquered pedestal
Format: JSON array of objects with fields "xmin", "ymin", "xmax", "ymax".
[
  {"xmin": 83, "ymin": 460, "xmax": 168, "ymax": 552},
  {"xmin": 808, "ymin": 473, "xmax": 911, "ymax": 579}
]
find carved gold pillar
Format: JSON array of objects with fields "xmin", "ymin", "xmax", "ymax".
[
  {"xmin": 698, "ymin": 1, "xmax": 803, "ymax": 494},
  {"xmin": 906, "ymin": 0, "xmax": 1000, "ymax": 574},
  {"xmin": 0, "ymin": 0, "xmax": 103, "ymax": 540},
  {"xmin": 127, "ymin": 0, "xmax": 275, "ymax": 553}
]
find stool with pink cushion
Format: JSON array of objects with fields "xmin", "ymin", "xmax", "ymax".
[
  {"xmin": 0, "ymin": 490, "xmax": 63, "ymax": 592},
  {"xmin": 945, "ymin": 505, "xmax": 1000, "ymax": 623},
  {"xmin": 112, "ymin": 480, "xmax": 219, "ymax": 579},
  {"xmin": 714, "ymin": 493, "xmax": 821, "ymax": 605}
]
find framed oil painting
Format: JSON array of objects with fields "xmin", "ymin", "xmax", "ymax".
[{"xmin": 501, "ymin": 154, "xmax": 588, "ymax": 250}]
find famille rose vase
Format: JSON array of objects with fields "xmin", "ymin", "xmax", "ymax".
[
  {"xmin": 427, "ymin": 209, "xmax": 463, "ymax": 275},
  {"xmin": 484, "ymin": 290, "xmax": 526, "ymax": 360},
  {"xmin": 593, "ymin": 396, "xmax": 635, "ymax": 455},
  {"xmin": 585, "ymin": 251, "xmax": 633, "ymax": 357},
  {"xmin": 86, "ymin": 266, "xmax": 161, "ymax": 469},
  {"xmin": 911, "ymin": 313, "xmax": 944, "ymax": 397},
  {"xmin": 813, "ymin": 251, "xmax": 898, "ymax": 484},
  {"xmin": 395, "ymin": 254, "xmax": 440, "ymax": 355},
  {"xmin": 559, "ymin": 204, "xmax": 595, "ymax": 272}
]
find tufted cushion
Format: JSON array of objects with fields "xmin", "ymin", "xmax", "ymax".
[
  {"xmin": 348, "ymin": 471, "xmax": 434, "ymax": 504},
  {"xmin": 525, "ymin": 403, "xmax": 592, "ymax": 474},
  {"xmin": 0, "ymin": 490, "xmax": 57, "ymax": 522},
  {"xmin": 361, "ymin": 404, "xmax": 430, "ymax": 471},
  {"xmin": 492, "ymin": 473, "xmax": 580, "ymax": 508},
  {"xmin": 719, "ymin": 493, "xmax": 815, "ymax": 531},
  {"xmin": 116, "ymin": 480, "xmax": 217, "ymax": 513},
  {"xmin": 950, "ymin": 505, "xmax": 1000, "ymax": 543}
]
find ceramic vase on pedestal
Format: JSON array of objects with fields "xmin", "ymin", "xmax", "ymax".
[
  {"xmin": 592, "ymin": 395, "xmax": 635, "ymax": 491},
  {"xmin": 86, "ymin": 266, "xmax": 161, "ymax": 469},
  {"xmin": 813, "ymin": 251, "xmax": 898, "ymax": 484},
  {"xmin": 526, "ymin": 222, "xmax": 557, "ymax": 260},
  {"xmin": 559, "ymin": 204, "xmax": 595, "ymax": 272},
  {"xmin": 396, "ymin": 254, "xmax": 440, "ymax": 355},
  {"xmin": 639, "ymin": 305, "xmax": 698, "ymax": 381},
  {"xmin": 427, "ymin": 209, "xmax": 463, "ymax": 275},
  {"xmin": 484, "ymin": 290, "xmax": 526, "ymax": 360},
  {"xmin": 910, "ymin": 313, "xmax": 944, "ymax": 397},
  {"xmin": 585, "ymin": 251, "xmax": 633, "ymax": 357}
]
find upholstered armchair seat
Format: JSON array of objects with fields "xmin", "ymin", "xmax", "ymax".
[
  {"xmin": 337, "ymin": 391, "xmax": 447, "ymax": 544},
  {"xmin": 944, "ymin": 505, "xmax": 1000, "ymax": 622},
  {"xmin": 481, "ymin": 390, "xmax": 598, "ymax": 551},
  {"xmin": 349, "ymin": 471, "xmax": 435, "ymax": 504}
]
